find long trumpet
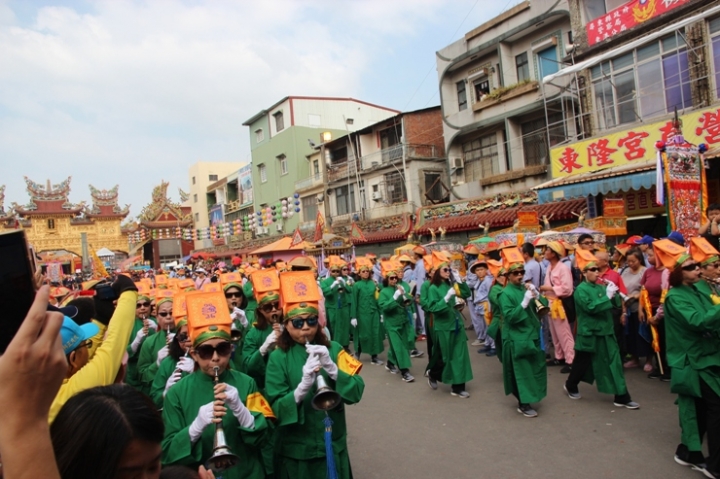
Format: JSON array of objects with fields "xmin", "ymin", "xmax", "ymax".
[
  {"xmin": 205, "ymin": 366, "xmax": 240, "ymax": 473},
  {"xmin": 527, "ymin": 284, "xmax": 550, "ymax": 317},
  {"xmin": 306, "ymin": 339, "xmax": 342, "ymax": 411},
  {"xmin": 449, "ymin": 274, "xmax": 465, "ymax": 311},
  {"xmin": 397, "ymin": 285, "xmax": 412, "ymax": 306},
  {"xmin": 700, "ymin": 272, "xmax": 720, "ymax": 286}
]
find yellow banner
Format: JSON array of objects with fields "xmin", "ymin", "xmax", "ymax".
[{"xmin": 551, "ymin": 105, "xmax": 720, "ymax": 178}]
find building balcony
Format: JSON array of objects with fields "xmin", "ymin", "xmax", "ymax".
[
  {"xmin": 364, "ymin": 201, "xmax": 417, "ymax": 220},
  {"xmin": 359, "ymin": 143, "xmax": 439, "ymax": 170},
  {"xmin": 295, "ymin": 174, "xmax": 324, "ymax": 192},
  {"xmin": 327, "ymin": 160, "xmax": 359, "ymax": 183},
  {"xmin": 472, "ymin": 80, "xmax": 539, "ymax": 112}
]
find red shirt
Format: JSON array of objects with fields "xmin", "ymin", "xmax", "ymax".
[
  {"xmin": 599, "ymin": 267, "xmax": 627, "ymax": 295},
  {"xmin": 231, "ymin": 256, "xmax": 241, "ymax": 266}
]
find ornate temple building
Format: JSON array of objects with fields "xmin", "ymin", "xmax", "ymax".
[{"xmin": 2, "ymin": 177, "xmax": 130, "ymax": 272}]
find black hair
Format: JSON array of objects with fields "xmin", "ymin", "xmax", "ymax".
[
  {"xmin": 51, "ymin": 385, "xmax": 164, "ymax": 479},
  {"xmin": 521, "ymin": 242, "xmax": 535, "ymax": 257},
  {"xmin": 67, "ymin": 297, "xmax": 96, "ymax": 325},
  {"xmin": 160, "ymin": 465, "xmax": 200, "ymax": 479},
  {"xmin": 626, "ymin": 248, "xmax": 646, "ymax": 268},
  {"xmin": 382, "ymin": 275, "xmax": 398, "ymax": 287},
  {"xmin": 707, "ymin": 204, "xmax": 720, "ymax": 214},
  {"xmin": 431, "ymin": 268, "xmax": 450, "ymax": 286},
  {"xmin": 277, "ymin": 321, "xmax": 329, "ymax": 351},
  {"xmin": 92, "ymin": 297, "xmax": 115, "ymax": 326},
  {"xmin": 578, "ymin": 233, "xmax": 594, "ymax": 244}
]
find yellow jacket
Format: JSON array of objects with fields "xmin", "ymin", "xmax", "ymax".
[{"xmin": 49, "ymin": 290, "xmax": 137, "ymax": 423}]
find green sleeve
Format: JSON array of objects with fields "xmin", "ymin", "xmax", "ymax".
[
  {"xmin": 243, "ymin": 280, "xmax": 254, "ymax": 299},
  {"xmin": 425, "ymin": 284, "xmax": 453, "ymax": 314},
  {"xmin": 350, "ymin": 284, "xmax": 360, "ymax": 319},
  {"xmin": 378, "ymin": 288, "xmax": 403, "ymax": 314},
  {"xmin": 665, "ymin": 290, "xmax": 720, "ymax": 333},
  {"xmin": 457, "ymin": 281, "xmax": 471, "ymax": 299},
  {"xmin": 161, "ymin": 385, "xmax": 204, "ymax": 466},
  {"xmin": 575, "ymin": 283, "xmax": 613, "ymax": 315},
  {"xmin": 241, "ymin": 327, "xmax": 268, "ymax": 378},
  {"xmin": 499, "ymin": 287, "xmax": 529, "ymax": 326},
  {"xmin": 265, "ymin": 350, "xmax": 305, "ymax": 428},
  {"xmin": 150, "ymin": 357, "xmax": 177, "ymax": 410},
  {"xmin": 321, "ymin": 277, "xmax": 338, "ymax": 297},
  {"xmin": 138, "ymin": 334, "xmax": 162, "ymax": 392}
]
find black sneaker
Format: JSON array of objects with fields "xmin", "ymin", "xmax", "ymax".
[
  {"xmin": 401, "ymin": 371, "xmax": 415, "ymax": 383},
  {"xmin": 517, "ymin": 404, "xmax": 538, "ymax": 417},
  {"xmin": 385, "ymin": 363, "xmax": 399, "ymax": 374},
  {"xmin": 563, "ymin": 384, "xmax": 581, "ymax": 400},
  {"xmin": 546, "ymin": 358, "xmax": 566, "ymax": 366},
  {"xmin": 648, "ymin": 370, "xmax": 661, "ymax": 379},
  {"xmin": 370, "ymin": 357, "xmax": 384, "ymax": 366},
  {"xmin": 451, "ymin": 390, "xmax": 470, "ymax": 398},
  {"xmin": 560, "ymin": 365, "xmax": 572, "ymax": 374},
  {"xmin": 613, "ymin": 400, "xmax": 640, "ymax": 409},
  {"xmin": 410, "ymin": 349, "xmax": 424, "ymax": 358},
  {"xmin": 660, "ymin": 375, "xmax": 672, "ymax": 382},
  {"xmin": 427, "ymin": 376, "xmax": 438, "ymax": 390}
]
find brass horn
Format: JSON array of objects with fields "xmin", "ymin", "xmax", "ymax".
[
  {"xmin": 205, "ymin": 366, "xmax": 240, "ymax": 474},
  {"xmin": 306, "ymin": 339, "xmax": 342, "ymax": 411},
  {"xmin": 534, "ymin": 297, "xmax": 550, "ymax": 317}
]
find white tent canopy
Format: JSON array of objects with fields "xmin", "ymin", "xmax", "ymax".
[{"xmin": 96, "ymin": 247, "xmax": 115, "ymax": 257}]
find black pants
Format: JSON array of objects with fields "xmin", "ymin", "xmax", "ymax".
[
  {"xmin": 566, "ymin": 350, "xmax": 631, "ymax": 404},
  {"xmin": 696, "ymin": 379, "xmax": 720, "ymax": 473}
]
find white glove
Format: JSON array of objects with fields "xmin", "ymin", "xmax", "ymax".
[
  {"xmin": 307, "ymin": 345, "xmax": 338, "ymax": 380},
  {"xmin": 606, "ymin": 281, "xmax": 618, "ymax": 299},
  {"xmin": 350, "ymin": 318, "xmax": 358, "ymax": 328},
  {"xmin": 294, "ymin": 355, "xmax": 320, "ymax": 404},
  {"xmin": 163, "ymin": 370, "xmax": 182, "ymax": 397},
  {"xmin": 176, "ymin": 356, "xmax": 195, "ymax": 374},
  {"xmin": 338, "ymin": 277, "xmax": 346, "ymax": 285},
  {"xmin": 444, "ymin": 288, "xmax": 456, "ymax": 303},
  {"xmin": 188, "ymin": 402, "xmax": 216, "ymax": 443},
  {"xmin": 393, "ymin": 289, "xmax": 402, "ymax": 300},
  {"xmin": 166, "ymin": 332, "xmax": 176, "ymax": 343},
  {"xmin": 223, "ymin": 384, "xmax": 255, "ymax": 429},
  {"xmin": 130, "ymin": 328, "xmax": 147, "ymax": 354},
  {"xmin": 146, "ymin": 319, "xmax": 158, "ymax": 331},
  {"xmin": 521, "ymin": 290, "xmax": 534, "ymax": 309},
  {"xmin": 259, "ymin": 331, "xmax": 278, "ymax": 356},
  {"xmin": 232, "ymin": 308, "xmax": 248, "ymax": 328},
  {"xmin": 156, "ymin": 345, "xmax": 170, "ymax": 366},
  {"xmin": 332, "ymin": 279, "xmax": 342, "ymax": 288},
  {"xmin": 451, "ymin": 269, "xmax": 463, "ymax": 283}
]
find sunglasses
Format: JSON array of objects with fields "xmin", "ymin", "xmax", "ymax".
[
  {"xmin": 441, "ymin": 268, "xmax": 450, "ymax": 272},
  {"xmin": 682, "ymin": 263, "xmax": 700, "ymax": 272},
  {"xmin": 581, "ymin": 241, "xmax": 595, "ymax": 246},
  {"xmin": 176, "ymin": 333, "xmax": 189, "ymax": 342},
  {"xmin": 136, "ymin": 302, "xmax": 151, "ymax": 308},
  {"xmin": 194, "ymin": 342, "xmax": 233, "ymax": 360},
  {"xmin": 224, "ymin": 292, "xmax": 243, "ymax": 299},
  {"xmin": 289, "ymin": 316, "xmax": 319, "ymax": 329},
  {"xmin": 157, "ymin": 311, "xmax": 172, "ymax": 317},
  {"xmin": 586, "ymin": 267, "xmax": 600, "ymax": 272},
  {"xmin": 261, "ymin": 301, "xmax": 280, "ymax": 313},
  {"xmin": 511, "ymin": 270, "xmax": 526, "ymax": 276}
]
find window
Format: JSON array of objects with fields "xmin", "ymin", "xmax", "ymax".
[
  {"xmin": 383, "ymin": 172, "xmax": 407, "ymax": 204},
  {"xmin": 258, "ymin": 164, "xmax": 267, "ymax": 183},
  {"xmin": 255, "ymin": 129, "xmax": 264, "ymax": 142},
  {"xmin": 301, "ymin": 196, "xmax": 317, "ymax": 221},
  {"xmin": 192, "ymin": 176, "xmax": 196, "ymax": 185},
  {"xmin": 273, "ymin": 111, "xmax": 284, "ymax": 132},
  {"xmin": 537, "ymin": 46, "xmax": 559, "ymax": 77},
  {"xmin": 462, "ymin": 133, "xmax": 499, "ymax": 182},
  {"xmin": 47, "ymin": 219, "xmax": 55, "ymax": 230},
  {"xmin": 457, "ymin": 80, "xmax": 467, "ymax": 111},
  {"xmin": 209, "ymin": 175, "xmax": 218, "ymax": 182},
  {"xmin": 312, "ymin": 159, "xmax": 320, "ymax": 176},
  {"xmin": 335, "ymin": 185, "xmax": 356, "ymax": 216},
  {"xmin": 278, "ymin": 155, "xmax": 288, "ymax": 175},
  {"xmin": 193, "ymin": 194, "xmax": 198, "ymax": 203},
  {"xmin": 521, "ymin": 113, "xmax": 566, "ymax": 167},
  {"xmin": 379, "ymin": 127, "xmax": 402, "ymax": 162},
  {"xmin": 329, "ymin": 146, "xmax": 348, "ymax": 164},
  {"xmin": 473, "ymin": 77, "xmax": 490, "ymax": 103},
  {"xmin": 516, "ymin": 52, "xmax": 530, "ymax": 83},
  {"xmin": 194, "ymin": 212, "xmax": 199, "ymax": 221},
  {"xmin": 712, "ymin": 17, "xmax": 720, "ymax": 98},
  {"xmin": 583, "ymin": 0, "xmax": 627, "ymax": 22},
  {"xmin": 424, "ymin": 171, "xmax": 449, "ymax": 204}
]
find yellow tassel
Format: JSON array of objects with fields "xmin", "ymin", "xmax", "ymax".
[
  {"xmin": 640, "ymin": 288, "xmax": 653, "ymax": 319},
  {"xmin": 660, "ymin": 289, "xmax": 668, "ymax": 304}
]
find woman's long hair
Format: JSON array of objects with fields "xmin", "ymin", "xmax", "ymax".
[
  {"xmin": 51, "ymin": 384, "xmax": 164, "ymax": 479},
  {"xmin": 431, "ymin": 268, "xmax": 449, "ymax": 286},
  {"xmin": 277, "ymin": 322, "xmax": 330, "ymax": 351}
]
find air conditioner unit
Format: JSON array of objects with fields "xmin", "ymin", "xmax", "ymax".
[
  {"xmin": 255, "ymin": 226, "xmax": 265, "ymax": 235},
  {"xmin": 450, "ymin": 157, "xmax": 464, "ymax": 169},
  {"xmin": 371, "ymin": 192, "xmax": 383, "ymax": 201},
  {"xmin": 316, "ymin": 193, "xmax": 324, "ymax": 203}
]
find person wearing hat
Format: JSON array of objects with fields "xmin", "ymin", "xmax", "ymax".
[
  {"xmin": 378, "ymin": 261, "xmax": 416, "ymax": 382},
  {"xmin": 412, "ymin": 246, "xmax": 428, "ymax": 340},
  {"xmin": 467, "ymin": 258, "xmax": 495, "ymax": 356},
  {"xmin": 194, "ymin": 268, "xmax": 211, "ymax": 290},
  {"xmin": 162, "ymin": 291, "xmax": 271, "ymax": 479},
  {"xmin": 220, "ymin": 273, "xmax": 250, "ymax": 355},
  {"xmin": 321, "ymin": 259, "xmax": 353, "ymax": 353},
  {"xmin": 612, "ymin": 243, "xmax": 631, "ymax": 273},
  {"xmin": 690, "ymin": 237, "xmax": 720, "ymax": 301},
  {"xmin": 49, "ymin": 275, "xmax": 140, "ymax": 423},
  {"xmin": 176, "ymin": 266, "xmax": 188, "ymax": 280},
  {"xmin": 633, "ymin": 235, "xmax": 655, "ymax": 266},
  {"xmin": 563, "ymin": 250, "xmax": 639, "ymax": 409},
  {"xmin": 124, "ymin": 283, "xmax": 160, "ymax": 389},
  {"xmin": 539, "ymin": 241, "xmax": 575, "ymax": 374},
  {"xmin": 350, "ymin": 258, "xmax": 384, "ymax": 365},
  {"xmin": 657, "ymin": 239, "xmax": 720, "ymax": 477},
  {"xmin": 398, "ymin": 253, "xmax": 416, "ymax": 284},
  {"xmin": 396, "ymin": 263, "xmax": 424, "ymax": 359},
  {"xmin": 486, "ymin": 260, "xmax": 506, "ymax": 363},
  {"xmin": 424, "ymin": 253, "xmax": 473, "ymax": 398},
  {"xmin": 265, "ymin": 271, "xmax": 365, "ymax": 479},
  {"xmin": 419, "ymin": 256, "xmax": 438, "ymax": 373},
  {"xmin": 367, "ymin": 253, "xmax": 383, "ymax": 284},
  {"xmin": 499, "ymin": 261, "xmax": 547, "ymax": 417},
  {"xmin": 137, "ymin": 291, "xmax": 177, "ymax": 396}
]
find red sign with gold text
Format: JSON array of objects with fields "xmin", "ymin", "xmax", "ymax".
[
  {"xmin": 586, "ymin": 0, "xmax": 692, "ymax": 46},
  {"xmin": 603, "ymin": 198, "xmax": 626, "ymax": 217},
  {"xmin": 517, "ymin": 211, "xmax": 539, "ymax": 226}
]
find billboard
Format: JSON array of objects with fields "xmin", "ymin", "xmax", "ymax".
[{"xmin": 239, "ymin": 164, "xmax": 253, "ymax": 206}]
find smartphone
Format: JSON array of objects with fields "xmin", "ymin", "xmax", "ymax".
[{"xmin": 0, "ymin": 230, "xmax": 37, "ymax": 354}]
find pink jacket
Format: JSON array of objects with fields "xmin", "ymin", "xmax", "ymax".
[{"xmin": 544, "ymin": 261, "xmax": 573, "ymax": 299}]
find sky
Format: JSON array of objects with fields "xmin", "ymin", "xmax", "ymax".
[{"xmin": 0, "ymin": 0, "xmax": 522, "ymax": 219}]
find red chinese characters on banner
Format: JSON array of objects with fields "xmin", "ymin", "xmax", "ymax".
[
  {"xmin": 695, "ymin": 110, "xmax": 720, "ymax": 144},
  {"xmin": 559, "ymin": 147, "xmax": 582, "ymax": 174},
  {"xmin": 585, "ymin": 0, "xmax": 692, "ymax": 46},
  {"xmin": 587, "ymin": 139, "xmax": 617, "ymax": 167},
  {"xmin": 618, "ymin": 131, "xmax": 649, "ymax": 160}
]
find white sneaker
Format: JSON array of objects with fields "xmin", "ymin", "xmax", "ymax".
[{"xmin": 471, "ymin": 339, "xmax": 483, "ymax": 346}]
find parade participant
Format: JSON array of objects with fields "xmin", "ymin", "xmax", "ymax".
[
  {"xmin": 138, "ymin": 290, "xmax": 176, "ymax": 396},
  {"xmin": 49, "ymin": 275, "xmax": 139, "ymax": 423},
  {"xmin": 221, "ymin": 272, "xmax": 249, "ymax": 345},
  {"xmin": 419, "ymin": 254, "xmax": 437, "ymax": 373},
  {"xmin": 690, "ymin": 237, "xmax": 720, "ymax": 301},
  {"xmin": 396, "ymin": 259, "xmax": 424, "ymax": 359},
  {"xmin": 425, "ymin": 252, "xmax": 473, "ymax": 398},
  {"xmin": 241, "ymin": 268, "xmax": 282, "ymax": 390},
  {"xmin": 350, "ymin": 257, "xmax": 384, "ymax": 365},
  {"xmin": 412, "ymin": 246, "xmax": 427, "ymax": 340},
  {"xmin": 633, "ymin": 235, "xmax": 655, "ymax": 266},
  {"xmin": 468, "ymin": 258, "xmax": 495, "ymax": 356},
  {"xmin": 125, "ymin": 283, "xmax": 159, "ymax": 389},
  {"xmin": 149, "ymin": 294, "xmax": 194, "ymax": 410},
  {"xmin": 321, "ymin": 258, "xmax": 352, "ymax": 352},
  {"xmin": 265, "ymin": 270, "xmax": 365, "ymax": 479},
  {"xmin": 486, "ymin": 260, "xmax": 506, "ymax": 363},
  {"xmin": 241, "ymin": 265, "xmax": 258, "ymax": 323},
  {"xmin": 656, "ymin": 239, "xmax": 720, "ymax": 478},
  {"xmin": 368, "ymin": 252, "xmax": 383, "ymax": 283},
  {"xmin": 176, "ymin": 266, "xmax": 188, "ymax": 280},
  {"xmin": 540, "ymin": 241, "xmax": 575, "ymax": 374},
  {"xmin": 162, "ymin": 291, "xmax": 271, "ymax": 479},
  {"xmin": 612, "ymin": 243, "xmax": 631, "ymax": 273},
  {"xmin": 378, "ymin": 260, "xmax": 415, "ymax": 382},
  {"xmin": 639, "ymin": 245, "xmax": 670, "ymax": 381},
  {"xmin": 194, "ymin": 268, "xmax": 211, "ymax": 290},
  {"xmin": 399, "ymin": 254, "xmax": 415, "ymax": 284},
  {"xmin": 498, "ymin": 248, "xmax": 547, "ymax": 418},
  {"xmin": 595, "ymin": 249, "xmax": 628, "ymax": 356},
  {"xmin": 564, "ymin": 249, "xmax": 639, "ymax": 409}
]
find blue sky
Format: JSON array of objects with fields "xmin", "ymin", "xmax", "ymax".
[{"xmin": 0, "ymin": 0, "xmax": 521, "ymax": 218}]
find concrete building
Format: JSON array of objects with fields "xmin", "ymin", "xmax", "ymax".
[
  {"xmin": 188, "ymin": 161, "xmax": 244, "ymax": 249},
  {"xmin": 242, "ymin": 96, "xmax": 398, "ymax": 238}
]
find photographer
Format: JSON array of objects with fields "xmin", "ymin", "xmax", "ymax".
[{"xmin": 48, "ymin": 276, "xmax": 138, "ymax": 423}]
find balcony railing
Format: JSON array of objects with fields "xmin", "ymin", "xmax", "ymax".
[
  {"xmin": 359, "ymin": 143, "xmax": 438, "ymax": 170},
  {"xmin": 295, "ymin": 174, "xmax": 324, "ymax": 192},
  {"xmin": 327, "ymin": 160, "xmax": 359, "ymax": 183},
  {"xmin": 363, "ymin": 201, "xmax": 417, "ymax": 220}
]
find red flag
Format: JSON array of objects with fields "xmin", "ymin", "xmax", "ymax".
[
  {"xmin": 349, "ymin": 222, "xmax": 366, "ymax": 242},
  {"xmin": 314, "ymin": 211, "xmax": 325, "ymax": 242},
  {"xmin": 289, "ymin": 226, "xmax": 303, "ymax": 247}
]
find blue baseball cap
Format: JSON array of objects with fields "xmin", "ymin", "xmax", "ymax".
[
  {"xmin": 61, "ymin": 316, "xmax": 99, "ymax": 355},
  {"xmin": 663, "ymin": 231, "xmax": 686, "ymax": 246},
  {"xmin": 634, "ymin": 235, "xmax": 655, "ymax": 246}
]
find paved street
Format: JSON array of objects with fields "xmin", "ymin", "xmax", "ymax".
[{"xmin": 346, "ymin": 331, "xmax": 699, "ymax": 479}]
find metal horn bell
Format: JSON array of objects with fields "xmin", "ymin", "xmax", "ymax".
[
  {"xmin": 311, "ymin": 374, "xmax": 342, "ymax": 411},
  {"xmin": 205, "ymin": 367, "xmax": 240, "ymax": 474}
]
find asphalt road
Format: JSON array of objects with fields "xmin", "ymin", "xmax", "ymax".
[{"xmin": 345, "ymin": 333, "xmax": 702, "ymax": 479}]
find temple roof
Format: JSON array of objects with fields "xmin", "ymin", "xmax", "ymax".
[
  {"xmin": 137, "ymin": 181, "xmax": 193, "ymax": 228},
  {"xmin": 13, "ymin": 177, "xmax": 85, "ymax": 217},
  {"xmin": 85, "ymin": 184, "xmax": 130, "ymax": 218}
]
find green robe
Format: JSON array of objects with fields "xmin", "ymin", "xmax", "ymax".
[
  {"xmin": 162, "ymin": 369, "xmax": 270, "ymax": 479},
  {"xmin": 149, "ymin": 355, "xmax": 184, "ymax": 410},
  {"xmin": 125, "ymin": 317, "xmax": 156, "ymax": 388},
  {"xmin": 265, "ymin": 341, "xmax": 364, "ymax": 479},
  {"xmin": 138, "ymin": 329, "xmax": 171, "ymax": 396},
  {"xmin": 378, "ymin": 286, "xmax": 413, "ymax": 370},
  {"xmin": 399, "ymin": 280, "xmax": 417, "ymax": 348},
  {"xmin": 573, "ymin": 281, "xmax": 628, "ymax": 395},
  {"xmin": 425, "ymin": 282, "xmax": 473, "ymax": 385},
  {"xmin": 420, "ymin": 279, "xmax": 437, "ymax": 368},
  {"xmin": 321, "ymin": 277, "xmax": 352, "ymax": 347},
  {"xmin": 487, "ymin": 283, "xmax": 504, "ymax": 362},
  {"xmin": 499, "ymin": 282, "xmax": 547, "ymax": 403},
  {"xmin": 350, "ymin": 279, "xmax": 384, "ymax": 356},
  {"xmin": 694, "ymin": 278, "xmax": 719, "ymax": 300},
  {"xmin": 241, "ymin": 324, "xmax": 274, "ymax": 390},
  {"xmin": 243, "ymin": 281, "xmax": 258, "ymax": 325}
]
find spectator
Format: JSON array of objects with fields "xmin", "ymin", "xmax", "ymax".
[
  {"xmin": 699, "ymin": 203, "xmax": 720, "ymax": 251},
  {"xmin": 621, "ymin": 249, "xmax": 650, "ymax": 372},
  {"xmin": 664, "ymin": 230, "xmax": 686, "ymax": 247},
  {"xmin": 640, "ymin": 245, "xmax": 670, "ymax": 381}
]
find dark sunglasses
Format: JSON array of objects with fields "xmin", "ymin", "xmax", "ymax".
[
  {"xmin": 682, "ymin": 263, "xmax": 700, "ymax": 272},
  {"xmin": 511, "ymin": 270, "xmax": 526, "ymax": 276},
  {"xmin": 224, "ymin": 292, "xmax": 243, "ymax": 299},
  {"xmin": 176, "ymin": 333, "xmax": 189, "ymax": 342},
  {"xmin": 136, "ymin": 302, "xmax": 151, "ymax": 308},
  {"xmin": 586, "ymin": 267, "xmax": 600, "ymax": 272},
  {"xmin": 342, "ymin": 268, "xmax": 349, "ymax": 271},
  {"xmin": 289, "ymin": 316, "xmax": 319, "ymax": 329},
  {"xmin": 157, "ymin": 311, "xmax": 172, "ymax": 317},
  {"xmin": 441, "ymin": 268, "xmax": 450, "ymax": 272},
  {"xmin": 195, "ymin": 342, "xmax": 233, "ymax": 360},
  {"xmin": 261, "ymin": 301, "xmax": 280, "ymax": 313}
]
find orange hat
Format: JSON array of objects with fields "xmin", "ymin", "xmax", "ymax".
[
  {"xmin": 279, "ymin": 271, "xmax": 320, "ymax": 320},
  {"xmin": 381, "ymin": 260, "xmax": 401, "ymax": 277},
  {"xmin": 275, "ymin": 261, "xmax": 287, "ymax": 271},
  {"xmin": 202, "ymin": 283, "xmax": 222, "ymax": 292},
  {"xmin": 463, "ymin": 244, "xmax": 481, "ymax": 255},
  {"xmin": 366, "ymin": 252, "xmax": 377, "ymax": 259},
  {"xmin": 250, "ymin": 269, "xmax": 280, "ymax": 306},
  {"xmin": 500, "ymin": 247, "xmax": 524, "ymax": 269},
  {"xmin": 177, "ymin": 279, "xmax": 195, "ymax": 292},
  {"xmin": 50, "ymin": 286, "xmax": 71, "ymax": 299},
  {"xmin": 167, "ymin": 277, "xmax": 179, "ymax": 289},
  {"xmin": 220, "ymin": 272, "xmax": 243, "ymax": 292},
  {"xmin": 575, "ymin": 248, "xmax": 597, "ymax": 271},
  {"xmin": 469, "ymin": 256, "xmax": 488, "ymax": 272},
  {"xmin": 431, "ymin": 251, "xmax": 451, "ymax": 271},
  {"xmin": 186, "ymin": 291, "xmax": 233, "ymax": 347},
  {"xmin": 653, "ymin": 239, "xmax": 691, "ymax": 270},
  {"xmin": 413, "ymin": 245, "xmax": 427, "ymax": 256},
  {"xmin": 288, "ymin": 255, "xmax": 317, "ymax": 270},
  {"xmin": 689, "ymin": 237, "xmax": 720, "ymax": 266},
  {"xmin": 172, "ymin": 291, "xmax": 188, "ymax": 327},
  {"xmin": 155, "ymin": 289, "xmax": 174, "ymax": 307},
  {"xmin": 355, "ymin": 257, "xmax": 373, "ymax": 272},
  {"xmin": 136, "ymin": 282, "xmax": 152, "ymax": 300},
  {"xmin": 546, "ymin": 241, "xmax": 566, "ymax": 258},
  {"xmin": 155, "ymin": 274, "xmax": 168, "ymax": 288},
  {"xmin": 327, "ymin": 255, "xmax": 343, "ymax": 270},
  {"xmin": 148, "ymin": 289, "xmax": 157, "ymax": 300},
  {"xmin": 487, "ymin": 259, "xmax": 502, "ymax": 278}
]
